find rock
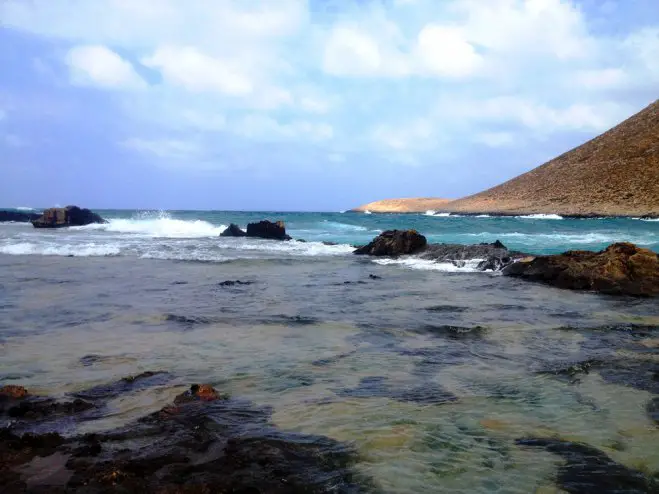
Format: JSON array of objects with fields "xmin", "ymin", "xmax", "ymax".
[
  {"xmin": 218, "ymin": 280, "xmax": 253, "ymax": 286},
  {"xmin": 354, "ymin": 229, "xmax": 427, "ymax": 256},
  {"xmin": 220, "ymin": 223, "xmax": 246, "ymax": 237},
  {"xmin": 31, "ymin": 206, "xmax": 106, "ymax": 229},
  {"xmin": 173, "ymin": 384, "xmax": 226, "ymax": 404},
  {"xmin": 0, "ymin": 211, "xmax": 40, "ymax": 223},
  {"xmin": 418, "ymin": 241, "xmax": 524, "ymax": 271},
  {"xmin": 246, "ymin": 220, "xmax": 292, "ymax": 241},
  {"xmin": 503, "ymin": 242, "xmax": 659, "ymax": 297},
  {"xmin": 0, "ymin": 385, "xmax": 29, "ymax": 399}
]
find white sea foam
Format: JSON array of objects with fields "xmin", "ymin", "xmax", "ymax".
[
  {"xmin": 373, "ymin": 257, "xmax": 485, "ymax": 272},
  {"xmin": 425, "ymin": 210, "xmax": 436, "ymax": 216},
  {"xmin": 0, "ymin": 242, "xmax": 120, "ymax": 257},
  {"xmin": 431, "ymin": 212, "xmax": 452, "ymax": 217},
  {"xmin": 475, "ymin": 214, "xmax": 492, "ymax": 218},
  {"xmin": 14, "ymin": 207, "xmax": 36, "ymax": 211},
  {"xmin": 321, "ymin": 221, "xmax": 368, "ymax": 232},
  {"xmin": 76, "ymin": 216, "xmax": 227, "ymax": 238},
  {"xmin": 518, "ymin": 214, "xmax": 564, "ymax": 220},
  {"xmin": 364, "ymin": 210, "xmax": 373, "ymax": 215},
  {"xmin": 218, "ymin": 239, "xmax": 354, "ymax": 257},
  {"xmin": 636, "ymin": 217, "xmax": 659, "ymax": 222}
]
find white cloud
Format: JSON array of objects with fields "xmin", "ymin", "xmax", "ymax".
[
  {"xmin": 415, "ymin": 25, "xmax": 482, "ymax": 78},
  {"xmin": 323, "ymin": 27, "xmax": 395, "ymax": 77},
  {"xmin": 372, "ymin": 119, "xmax": 435, "ymax": 151},
  {"xmin": 66, "ymin": 45, "xmax": 145, "ymax": 89},
  {"xmin": 142, "ymin": 46, "xmax": 252, "ymax": 96},
  {"xmin": 573, "ymin": 68, "xmax": 628, "ymax": 89}
]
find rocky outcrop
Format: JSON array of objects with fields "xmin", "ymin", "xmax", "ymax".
[
  {"xmin": 0, "ymin": 211, "xmax": 40, "ymax": 223},
  {"xmin": 419, "ymin": 240, "xmax": 525, "ymax": 271},
  {"xmin": 220, "ymin": 223, "xmax": 247, "ymax": 237},
  {"xmin": 31, "ymin": 206, "xmax": 106, "ymax": 228},
  {"xmin": 354, "ymin": 229, "xmax": 427, "ymax": 256},
  {"xmin": 246, "ymin": 220, "xmax": 292, "ymax": 241},
  {"xmin": 503, "ymin": 242, "xmax": 659, "ymax": 297}
]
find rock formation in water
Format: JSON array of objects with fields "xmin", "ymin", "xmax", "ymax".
[
  {"xmin": 220, "ymin": 223, "xmax": 247, "ymax": 237},
  {"xmin": 0, "ymin": 379, "xmax": 369, "ymax": 493},
  {"xmin": 354, "ymin": 229, "xmax": 427, "ymax": 256},
  {"xmin": 503, "ymin": 242, "xmax": 659, "ymax": 297},
  {"xmin": 0, "ymin": 211, "xmax": 41, "ymax": 223},
  {"xmin": 31, "ymin": 206, "xmax": 106, "ymax": 228},
  {"xmin": 246, "ymin": 220, "xmax": 292, "ymax": 241},
  {"xmin": 351, "ymin": 198, "xmax": 452, "ymax": 213}
]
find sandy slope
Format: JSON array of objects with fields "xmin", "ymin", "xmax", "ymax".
[
  {"xmin": 351, "ymin": 198, "xmax": 452, "ymax": 213},
  {"xmin": 443, "ymin": 99, "xmax": 659, "ymax": 217}
]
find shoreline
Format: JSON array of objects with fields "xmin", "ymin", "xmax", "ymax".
[{"xmin": 346, "ymin": 209, "xmax": 659, "ymax": 220}]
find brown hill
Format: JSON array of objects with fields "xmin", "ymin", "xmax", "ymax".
[
  {"xmin": 351, "ymin": 198, "xmax": 452, "ymax": 213},
  {"xmin": 443, "ymin": 99, "xmax": 659, "ymax": 217}
]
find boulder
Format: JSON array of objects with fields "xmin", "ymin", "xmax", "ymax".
[
  {"xmin": 220, "ymin": 223, "xmax": 247, "ymax": 237},
  {"xmin": 503, "ymin": 242, "xmax": 659, "ymax": 297},
  {"xmin": 354, "ymin": 229, "xmax": 427, "ymax": 256},
  {"xmin": 0, "ymin": 211, "xmax": 40, "ymax": 223},
  {"xmin": 246, "ymin": 220, "xmax": 292, "ymax": 241},
  {"xmin": 31, "ymin": 206, "xmax": 106, "ymax": 228}
]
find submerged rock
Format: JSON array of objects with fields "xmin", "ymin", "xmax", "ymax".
[
  {"xmin": 354, "ymin": 229, "xmax": 427, "ymax": 256},
  {"xmin": 220, "ymin": 223, "xmax": 247, "ymax": 237},
  {"xmin": 0, "ymin": 381, "xmax": 371, "ymax": 493},
  {"xmin": 418, "ymin": 240, "xmax": 523, "ymax": 271},
  {"xmin": 246, "ymin": 220, "xmax": 292, "ymax": 241},
  {"xmin": 31, "ymin": 206, "xmax": 106, "ymax": 229},
  {"xmin": 503, "ymin": 242, "xmax": 659, "ymax": 297},
  {"xmin": 516, "ymin": 438, "xmax": 659, "ymax": 493},
  {"xmin": 0, "ymin": 211, "xmax": 40, "ymax": 223}
]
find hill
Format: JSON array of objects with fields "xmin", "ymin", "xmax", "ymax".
[
  {"xmin": 350, "ymin": 198, "xmax": 452, "ymax": 213},
  {"xmin": 443, "ymin": 99, "xmax": 659, "ymax": 217}
]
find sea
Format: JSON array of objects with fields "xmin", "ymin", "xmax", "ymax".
[{"xmin": 1, "ymin": 208, "xmax": 658, "ymax": 492}]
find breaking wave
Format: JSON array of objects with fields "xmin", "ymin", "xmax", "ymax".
[
  {"xmin": 0, "ymin": 242, "xmax": 120, "ymax": 257},
  {"xmin": 518, "ymin": 214, "xmax": 564, "ymax": 220},
  {"xmin": 76, "ymin": 212, "xmax": 226, "ymax": 238}
]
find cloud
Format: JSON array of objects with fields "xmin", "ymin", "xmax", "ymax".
[
  {"xmin": 142, "ymin": 46, "xmax": 252, "ymax": 96},
  {"xmin": 66, "ymin": 45, "xmax": 145, "ymax": 89},
  {"xmin": 475, "ymin": 132, "xmax": 516, "ymax": 148},
  {"xmin": 122, "ymin": 137, "xmax": 201, "ymax": 159},
  {"xmin": 234, "ymin": 115, "xmax": 333, "ymax": 142},
  {"xmin": 415, "ymin": 25, "xmax": 482, "ymax": 78}
]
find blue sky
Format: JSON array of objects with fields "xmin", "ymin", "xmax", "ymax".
[{"xmin": 0, "ymin": 0, "xmax": 657, "ymax": 211}]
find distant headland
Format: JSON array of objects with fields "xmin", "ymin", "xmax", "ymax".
[{"xmin": 350, "ymin": 99, "xmax": 659, "ymax": 218}]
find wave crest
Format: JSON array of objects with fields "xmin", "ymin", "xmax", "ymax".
[{"xmin": 76, "ymin": 212, "xmax": 226, "ymax": 238}]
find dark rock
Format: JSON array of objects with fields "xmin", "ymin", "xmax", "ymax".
[
  {"xmin": 354, "ymin": 229, "xmax": 427, "ymax": 256},
  {"xmin": 368, "ymin": 274, "xmax": 381, "ymax": 280},
  {"xmin": 164, "ymin": 314, "xmax": 213, "ymax": 327},
  {"xmin": 31, "ymin": 206, "xmax": 106, "ymax": 229},
  {"xmin": 73, "ymin": 371, "xmax": 172, "ymax": 401},
  {"xmin": 0, "ymin": 385, "xmax": 29, "ymax": 399},
  {"xmin": 218, "ymin": 280, "xmax": 253, "ymax": 286},
  {"xmin": 0, "ymin": 211, "xmax": 40, "ymax": 223},
  {"xmin": 515, "ymin": 438, "xmax": 659, "ymax": 493},
  {"xmin": 322, "ymin": 241, "xmax": 338, "ymax": 246},
  {"xmin": 220, "ymin": 223, "xmax": 247, "ymax": 237},
  {"xmin": 246, "ymin": 220, "xmax": 292, "ymax": 241},
  {"xmin": 419, "ymin": 242, "xmax": 524, "ymax": 272},
  {"xmin": 7, "ymin": 397, "xmax": 94, "ymax": 419},
  {"xmin": 503, "ymin": 242, "xmax": 659, "ymax": 297},
  {"xmin": 173, "ymin": 384, "xmax": 227, "ymax": 404}
]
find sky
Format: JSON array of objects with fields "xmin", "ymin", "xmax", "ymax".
[{"xmin": 0, "ymin": 0, "xmax": 658, "ymax": 211}]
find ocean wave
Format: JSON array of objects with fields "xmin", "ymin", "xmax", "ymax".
[
  {"xmin": 0, "ymin": 242, "xmax": 120, "ymax": 257},
  {"xmin": 636, "ymin": 217, "xmax": 659, "ymax": 222},
  {"xmin": 373, "ymin": 257, "xmax": 485, "ymax": 273},
  {"xmin": 14, "ymin": 206, "xmax": 37, "ymax": 211},
  {"xmin": 518, "ymin": 214, "xmax": 564, "ymax": 220},
  {"xmin": 75, "ymin": 213, "xmax": 227, "ymax": 238},
  {"xmin": 217, "ymin": 239, "xmax": 354, "ymax": 256},
  {"xmin": 321, "ymin": 221, "xmax": 369, "ymax": 232},
  {"xmin": 425, "ymin": 210, "xmax": 436, "ymax": 216},
  {"xmin": 363, "ymin": 210, "xmax": 373, "ymax": 215},
  {"xmin": 430, "ymin": 212, "xmax": 452, "ymax": 217},
  {"xmin": 475, "ymin": 214, "xmax": 492, "ymax": 218},
  {"xmin": 458, "ymin": 231, "xmax": 656, "ymax": 246}
]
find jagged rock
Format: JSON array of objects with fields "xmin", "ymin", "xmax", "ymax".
[
  {"xmin": 31, "ymin": 206, "xmax": 106, "ymax": 228},
  {"xmin": 0, "ymin": 211, "xmax": 40, "ymax": 223},
  {"xmin": 503, "ymin": 242, "xmax": 659, "ymax": 297},
  {"xmin": 354, "ymin": 229, "xmax": 427, "ymax": 256},
  {"xmin": 220, "ymin": 223, "xmax": 247, "ymax": 237},
  {"xmin": 246, "ymin": 220, "xmax": 292, "ymax": 241}
]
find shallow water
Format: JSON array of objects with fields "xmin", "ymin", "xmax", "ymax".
[{"xmin": 1, "ymin": 243, "xmax": 658, "ymax": 492}]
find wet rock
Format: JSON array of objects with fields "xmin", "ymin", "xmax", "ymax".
[
  {"xmin": 7, "ymin": 397, "xmax": 94, "ymax": 420},
  {"xmin": 31, "ymin": 206, "xmax": 106, "ymax": 229},
  {"xmin": 74, "ymin": 371, "xmax": 172, "ymax": 401},
  {"xmin": 368, "ymin": 274, "xmax": 381, "ymax": 280},
  {"xmin": 503, "ymin": 242, "xmax": 659, "ymax": 297},
  {"xmin": 218, "ymin": 280, "xmax": 253, "ymax": 286},
  {"xmin": 0, "ymin": 385, "xmax": 29, "ymax": 399},
  {"xmin": 0, "ymin": 210, "xmax": 40, "ymax": 222},
  {"xmin": 220, "ymin": 223, "xmax": 247, "ymax": 237},
  {"xmin": 354, "ymin": 229, "xmax": 427, "ymax": 256},
  {"xmin": 336, "ymin": 376, "xmax": 457, "ymax": 404},
  {"xmin": 164, "ymin": 314, "xmax": 213, "ymax": 327},
  {"xmin": 418, "ymin": 242, "xmax": 524, "ymax": 271},
  {"xmin": 515, "ymin": 438, "xmax": 659, "ymax": 493},
  {"xmin": 0, "ymin": 429, "xmax": 66, "ymax": 488},
  {"xmin": 425, "ymin": 305, "xmax": 468, "ymax": 313},
  {"xmin": 246, "ymin": 220, "xmax": 292, "ymax": 241},
  {"xmin": 420, "ymin": 324, "xmax": 487, "ymax": 339},
  {"xmin": 173, "ymin": 384, "xmax": 226, "ymax": 404},
  {"xmin": 647, "ymin": 397, "xmax": 659, "ymax": 425}
]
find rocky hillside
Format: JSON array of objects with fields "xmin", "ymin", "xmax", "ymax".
[
  {"xmin": 351, "ymin": 198, "xmax": 451, "ymax": 213},
  {"xmin": 444, "ymin": 99, "xmax": 659, "ymax": 217}
]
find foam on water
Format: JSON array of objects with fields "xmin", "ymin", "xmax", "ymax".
[
  {"xmin": 373, "ymin": 257, "xmax": 485, "ymax": 272},
  {"xmin": 363, "ymin": 210, "xmax": 373, "ymax": 215},
  {"xmin": 0, "ymin": 242, "xmax": 120, "ymax": 257},
  {"xmin": 518, "ymin": 214, "xmax": 564, "ymax": 220},
  {"xmin": 425, "ymin": 210, "xmax": 436, "ymax": 216},
  {"xmin": 431, "ymin": 212, "xmax": 452, "ymax": 217},
  {"xmin": 459, "ymin": 231, "xmax": 657, "ymax": 247},
  {"xmin": 77, "ymin": 213, "xmax": 227, "ymax": 238},
  {"xmin": 321, "ymin": 221, "xmax": 369, "ymax": 232},
  {"xmin": 15, "ymin": 206, "xmax": 37, "ymax": 211}
]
